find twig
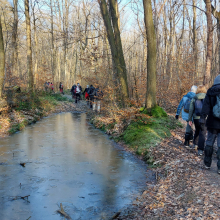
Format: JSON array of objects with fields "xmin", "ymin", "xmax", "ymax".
[
  {"xmin": 57, "ymin": 203, "xmax": 71, "ymax": 219},
  {"xmin": 10, "ymin": 195, "xmax": 30, "ymax": 202}
]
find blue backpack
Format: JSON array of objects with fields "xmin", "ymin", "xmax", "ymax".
[
  {"xmin": 184, "ymin": 97, "xmax": 192, "ymax": 113},
  {"xmin": 194, "ymin": 99, "xmax": 204, "ymax": 116}
]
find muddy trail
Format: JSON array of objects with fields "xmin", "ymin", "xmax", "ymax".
[{"xmin": 0, "ymin": 112, "xmax": 154, "ymax": 220}]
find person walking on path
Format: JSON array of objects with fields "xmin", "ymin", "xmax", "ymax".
[
  {"xmin": 44, "ymin": 82, "xmax": 48, "ymax": 92},
  {"xmin": 188, "ymin": 85, "xmax": 207, "ymax": 155},
  {"xmin": 59, "ymin": 82, "xmax": 64, "ymax": 94},
  {"xmin": 83, "ymin": 85, "xmax": 90, "ymax": 105},
  {"xmin": 176, "ymin": 85, "xmax": 197, "ymax": 147},
  {"xmin": 200, "ymin": 75, "xmax": 220, "ymax": 172},
  {"xmin": 77, "ymin": 83, "xmax": 82, "ymax": 100},
  {"xmin": 75, "ymin": 84, "xmax": 81, "ymax": 103},
  {"xmin": 94, "ymin": 86, "xmax": 103, "ymax": 112},
  {"xmin": 88, "ymin": 85, "xmax": 95, "ymax": 108},
  {"xmin": 70, "ymin": 84, "xmax": 76, "ymax": 99}
]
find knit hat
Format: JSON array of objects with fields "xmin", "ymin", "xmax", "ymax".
[
  {"xmin": 214, "ymin": 75, "xmax": 220, "ymax": 85},
  {"xmin": 191, "ymin": 85, "xmax": 197, "ymax": 93}
]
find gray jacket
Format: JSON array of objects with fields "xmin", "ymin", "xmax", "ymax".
[{"xmin": 188, "ymin": 93, "xmax": 206, "ymax": 121}]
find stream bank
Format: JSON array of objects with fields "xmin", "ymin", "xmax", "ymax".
[{"xmin": 0, "ymin": 92, "xmax": 85, "ymax": 137}]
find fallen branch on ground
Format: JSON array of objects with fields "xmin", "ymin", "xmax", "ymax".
[
  {"xmin": 57, "ymin": 203, "xmax": 71, "ymax": 219},
  {"xmin": 10, "ymin": 195, "xmax": 30, "ymax": 202}
]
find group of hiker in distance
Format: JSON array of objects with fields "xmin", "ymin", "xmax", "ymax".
[
  {"xmin": 70, "ymin": 84, "xmax": 103, "ymax": 112},
  {"xmin": 176, "ymin": 75, "xmax": 220, "ymax": 174},
  {"xmin": 44, "ymin": 81, "xmax": 103, "ymax": 112}
]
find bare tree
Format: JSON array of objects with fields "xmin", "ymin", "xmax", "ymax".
[
  {"xmin": 11, "ymin": 0, "xmax": 18, "ymax": 76},
  {"xmin": 143, "ymin": 0, "xmax": 157, "ymax": 109},
  {"xmin": 203, "ymin": 0, "xmax": 213, "ymax": 86},
  {"xmin": 25, "ymin": 0, "xmax": 34, "ymax": 91},
  {"xmin": 98, "ymin": 0, "xmax": 128, "ymax": 105},
  {"xmin": 0, "ymin": 16, "xmax": 5, "ymax": 98}
]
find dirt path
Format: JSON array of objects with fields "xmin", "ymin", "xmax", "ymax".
[{"xmin": 116, "ymin": 123, "xmax": 220, "ymax": 219}]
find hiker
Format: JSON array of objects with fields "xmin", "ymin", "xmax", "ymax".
[
  {"xmin": 44, "ymin": 82, "xmax": 48, "ymax": 92},
  {"xmin": 70, "ymin": 84, "xmax": 76, "ymax": 99},
  {"xmin": 83, "ymin": 85, "xmax": 90, "ymax": 105},
  {"xmin": 75, "ymin": 84, "xmax": 81, "ymax": 103},
  {"xmin": 200, "ymin": 75, "xmax": 220, "ymax": 172},
  {"xmin": 51, "ymin": 82, "xmax": 54, "ymax": 92},
  {"xmin": 188, "ymin": 85, "xmax": 207, "ymax": 155},
  {"xmin": 77, "ymin": 83, "xmax": 82, "ymax": 100},
  {"xmin": 59, "ymin": 82, "xmax": 64, "ymax": 94},
  {"xmin": 94, "ymin": 87, "xmax": 103, "ymax": 112},
  {"xmin": 88, "ymin": 85, "xmax": 95, "ymax": 108},
  {"xmin": 176, "ymin": 85, "xmax": 197, "ymax": 147}
]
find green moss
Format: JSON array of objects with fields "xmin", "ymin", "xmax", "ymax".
[
  {"xmin": 122, "ymin": 116, "xmax": 182, "ymax": 164},
  {"xmin": 151, "ymin": 106, "xmax": 167, "ymax": 118},
  {"xmin": 140, "ymin": 106, "xmax": 167, "ymax": 118}
]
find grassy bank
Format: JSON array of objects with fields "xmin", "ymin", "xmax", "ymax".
[
  {"xmin": 92, "ymin": 106, "xmax": 182, "ymax": 165},
  {"xmin": 0, "ymin": 91, "xmax": 73, "ymax": 137}
]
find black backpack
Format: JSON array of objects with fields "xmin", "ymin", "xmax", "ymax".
[{"xmin": 194, "ymin": 99, "xmax": 204, "ymax": 116}]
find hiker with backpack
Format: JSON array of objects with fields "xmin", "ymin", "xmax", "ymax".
[
  {"xmin": 188, "ymin": 85, "xmax": 207, "ymax": 155},
  {"xmin": 77, "ymin": 83, "xmax": 82, "ymax": 100},
  {"xmin": 75, "ymin": 84, "xmax": 81, "ymax": 103},
  {"xmin": 59, "ymin": 82, "xmax": 64, "ymax": 94},
  {"xmin": 83, "ymin": 85, "xmax": 90, "ymax": 105},
  {"xmin": 200, "ymin": 75, "xmax": 220, "ymax": 172},
  {"xmin": 88, "ymin": 85, "xmax": 96, "ymax": 108},
  {"xmin": 176, "ymin": 85, "xmax": 197, "ymax": 147},
  {"xmin": 94, "ymin": 87, "xmax": 103, "ymax": 112},
  {"xmin": 70, "ymin": 84, "xmax": 76, "ymax": 99}
]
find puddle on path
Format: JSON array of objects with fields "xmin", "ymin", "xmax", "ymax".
[{"xmin": 0, "ymin": 112, "xmax": 153, "ymax": 220}]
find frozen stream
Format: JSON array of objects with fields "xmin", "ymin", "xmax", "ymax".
[{"xmin": 0, "ymin": 112, "xmax": 151, "ymax": 220}]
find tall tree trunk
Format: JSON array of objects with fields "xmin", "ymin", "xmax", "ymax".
[
  {"xmin": 109, "ymin": 0, "xmax": 129, "ymax": 100},
  {"xmin": 50, "ymin": 0, "xmax": 55, "ymax": 83},
  {"xmin": 192, "ymin": 0, "xmax": 198, "ymax": 77},
  {"xmin": 98, "ymin": 0, "xmax": 128, "ymax": 106},
  {"xmin": 0, "ymin": 16, "xmax": 5, "ymax": 98},
  {"xmin": 32, "ymin": 4, "xmax": 38, "ymax": 88},
  {"xmin": 203, "ymin": 0, "xmax": 213, "ymax": 86},
  {"xmin": 210, "ymin": 4, "xmax": 220, "ymax": 79},
  {"xmin": 12, "ymin": 0, "xmax": 18, "ymax": 77},
  {"xmin": 25, "ymin": 0, "xmax": 34, "ymax": 91},
  {"xmin": 143, "ymin": 0, "xmax": 157, "ymax": 109}
]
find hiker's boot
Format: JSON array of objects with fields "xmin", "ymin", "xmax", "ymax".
[
  {"xmin": 184, "ymin": 140, "xmax": 190, "ymax": 148},
  {"xmin": 204, "ymin": 165, "xmax": 211, "ymax": 170},
  {"xmin": 198, "ymin": 149, "xmax": 203, "ymax": 156},
  {"xmin": 184, "ymin": 133, "xmax": 191, "ymax": 148},
  {"xmin": 189, "ymin": 133, "xmax": 194, "ymax": 141}
]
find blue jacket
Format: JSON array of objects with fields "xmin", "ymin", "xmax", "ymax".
[{"xmin": 176, "ymin": 92, "xmax": 196, "ymax": 121}]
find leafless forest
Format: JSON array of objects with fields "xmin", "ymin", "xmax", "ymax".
[{"xmin": 0, "ymin": 0, "xmax": 219, "ymax": 111}]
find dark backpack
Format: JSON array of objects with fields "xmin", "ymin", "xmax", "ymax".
[
  {"xmin": 213, "ymin": 95, "xmax": 220, "ymax": 118},
  {"xmin": 184, "ymin": 97, "xmax": 192, "ymax": 113},
  {"xmin": 194, "ymin": 99, "xmax": 204, "ymax": 116}
]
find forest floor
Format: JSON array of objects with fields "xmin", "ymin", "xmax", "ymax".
[{"xmin": 116, "ymin": 119, "xmax": 220, "ymax": 219}]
